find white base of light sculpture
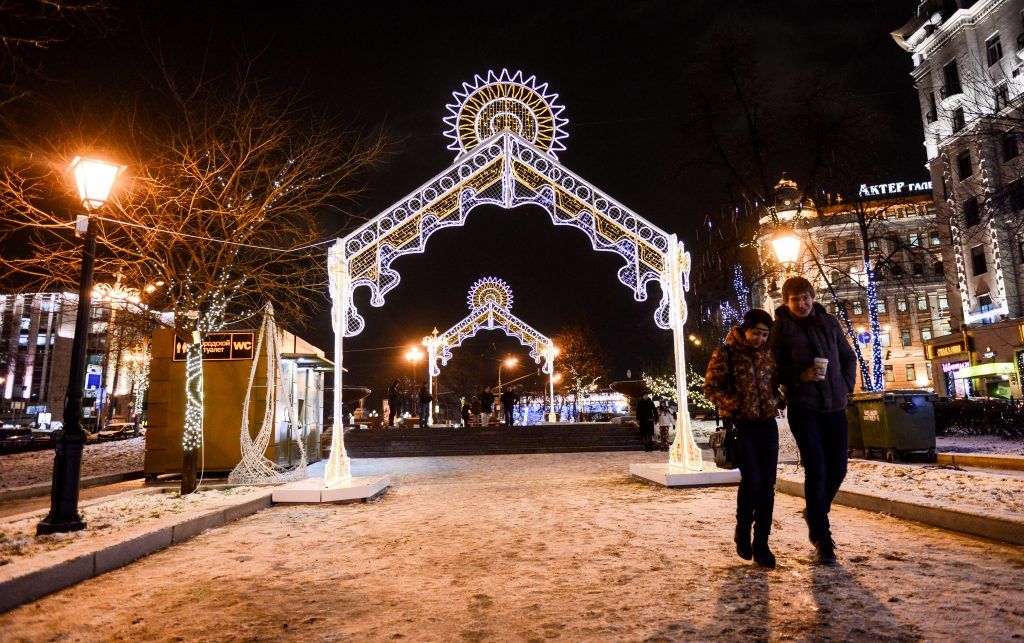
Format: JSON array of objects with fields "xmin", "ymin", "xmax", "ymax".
[
  {"xmin": 272, "ymin": 474, "xmax": 391, "ymax": 504},
  {"xmin": 630, "ymin": 463, "xmax": 740, "ymax": 487}
]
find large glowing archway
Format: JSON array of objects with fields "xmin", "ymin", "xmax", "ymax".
[
  {"xmin": 422, "ymin": 277, "xmax": 558, "ymax": 425},
  {"xmin": 325, "ymin": 69, "xmax": 699, "ymax": 487}
]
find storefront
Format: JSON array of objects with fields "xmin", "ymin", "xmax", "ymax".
[
  {"xmin": 925, "ymin": 335, "xmax": 972, "ymax": 398},
  {"xmin": 926, "ymin": 320, "xmax": 1024, "ymax": 399}
]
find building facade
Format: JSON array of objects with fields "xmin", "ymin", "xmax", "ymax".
[
  {"xmin": 894, "ymin": 0, "xmax": 1024, "ymax": 397},
  {"xmin": 753, "ymin": 177, "xmax": 953, "ymax": 392},
  {"xmin": 0, "ymin": 292, "xmax": 152, "ymax": 427}
]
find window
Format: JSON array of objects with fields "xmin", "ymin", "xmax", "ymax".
[
  {"xmin": 943, "ymin": 59, "xmax": 962, "ymax": 96},
  {"xmin": 1004, "ymin": 131, "xmax": 1019, "ymax": 162},
  {"xmin": 926, "ymin": 91, "xmax": 938, "ymax": 123},
  {"xmin": 952, "ymin": 107, "xmax": 966, "ymax": 132},
  {"xmin": 909, "ymin": 232, "xmax": 921, "ymax": 247},
  {"xmin": 885, "ymin": 365, "xmax": 895, "ymax": 382},
  {"xmin": 978, "ymin": 293, "xmax": 994, "ymax": 311},
  {"xmin": 964, "ymin": 196, "xmax": 980, "ymax": 227},
  {"xmin": 971, "ymin": 245, "xmax": 988, "ymax": 275},
  {"xmin": 891, "ymin": 262, "xmax": 904, "ymax": 277},
  {"xmin": 877, "ymin": 298, "xmax": 887, "ymax": 314},
  {"xmin": 934, "ymin": 259, "xmax": 944, "ymax": 276},
  {"xmin": 957, "ymin": 150, "xmax": 973, "ymax": 180},
  {"xmin": 1009, "ymin": 180, "xmax": 1024, "ymax": 212},
  {"xmin": 897, "ymin": 297, "xmax": 908, "ymax": 312},
  {"xmin": 930, "ymin": 229, "xmax": 941, "ymax": 246},
  {"xmin": 869, "ymin": 238, "xmax": 881, "ymax": 251},
  {"xmin": 826, "ymin": 240, "xmax": 837, "ymax": 255},
  {"xmin": 906, "ymin": 364, "xmax": 917, "ymax": 381},
  {"xmin": 921, "ymin": 326, "xmax": 933, "ymax": 342},
  {"xmin": 913, "ymin": 262, "xmax": 924, "ymax": 276},
  {"xmin": 918, "ymin": 295, "xmax": 929, "ymax": 311},
  {"xmin": 846, "ymin": 239, "xmax": 856, "ymax": 254},
  {"xmin": 880, "ymin": 332, "xmax": 892, "ymax": 347},
  {"xmin": 830, "ymin": 270, "xmax": 841, "ymax": 285},
  {"xmin": 901, "ymin": 329, "xmax": 913, "ymax": 346},
  {"xmin": 995, "ymin": 84, "xmax": 1010, "ymax": 111},
  {"xmin": 938, "ymin": 293, "xmax": 949, "ymax": 310},
  {"xmin": 853, "ymin": 299, "xmax": 863, "ymax": 315},
  {"xmin": 987, "ymin": 35, "xmax": 1004, "ymax": 66}
]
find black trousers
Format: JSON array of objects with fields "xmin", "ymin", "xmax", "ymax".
[
  {"xmin": 787, "ymin": 406, "xmax": 848, "ymax": 543},
  {"xmin": 503, "ymin": 407, "xmax": 514, "ymax": 425},
  {"xmin": 388, "ymin": 400, "xmax": 399, "ymax": 426},
  {"xmin": 734, "ymin": 418, "xmax": 779, "ymax": 544}
]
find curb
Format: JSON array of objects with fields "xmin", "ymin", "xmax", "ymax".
[
  {"xmin": 0, "ymin": 470, "xmax": 145, "ymax": 503},
  {"xmin": 937, "ymin": 452, "xmax": 1024, "ymax": 471},
  {"xmin": 775, "ymin": 478, "xmax": 1024, "ymax": 546},
  {"xmin": 0, "ymin": 492, "xmax": 272, "ymax": 614}
]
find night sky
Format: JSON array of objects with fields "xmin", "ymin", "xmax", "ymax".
[{"xmin": 30, "ymin": 1, "xmax": 924, "ymax": 397}]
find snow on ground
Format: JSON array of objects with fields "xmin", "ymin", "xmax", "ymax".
[
  {"xmin": 779, "ymin": 460, "xmax": 1024, "ymax": 521},
  {"xmin": 0, "ymin": 437, "xmax": 145, "ymax": 490},
  {"xmin": 0, "ymin": 485, "xmax": 265, "ymax": 567},
  {"xmin": 692, "ymin": 417, "xmax": 801, "ymax": 462},
  {"xmin": 937, "ymin": 434, "xmax": 1024, "ymax": 455},
  {"xmin": 1, "ymin": 451, "xmax": 1022, "ymax": 641}
]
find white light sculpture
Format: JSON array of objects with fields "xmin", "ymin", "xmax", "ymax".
[
  {"xmin": 324, "ymin": 71, "xmax": 702, "ymax": 484},
  {"xmin": 421, "ymin": 278, "xmax": 558, "ymax": 425},
  {"xmin": 444, "ymin": 68, "xmax": 568, "ymax": 160}
]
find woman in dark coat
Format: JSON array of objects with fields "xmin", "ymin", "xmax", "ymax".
[
  {"xmin": 636, "ymin": 392, "xmax": 657, "ymax": 451},
  {"xmin": 704, "ymin": 308, "xmax": 780, "ymax": 568}
]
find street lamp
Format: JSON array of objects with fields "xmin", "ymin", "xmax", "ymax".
[
  {"xmin": 771, "ymin": 229, "xmax": 802, "ymax": 271},
  {"xmin": 497, "ymin": 357, "xmax": 517, "ymax": 391},
  {"xmin": 38, "ymin": 156, "xmax": 124, "ymax": 535}
]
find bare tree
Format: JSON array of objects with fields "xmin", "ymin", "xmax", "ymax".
[
  {"xmin": 0, "ymin": 68, "xmax": 389, "ymax": 492},
  {"xmin": 552, "ymin": 320, "xmax": 609, "ymax": 421}
]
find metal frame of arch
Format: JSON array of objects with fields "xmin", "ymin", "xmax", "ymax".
[{"xmin": 324, "ymin": 130, "xmax": 701, "ymax": 488}]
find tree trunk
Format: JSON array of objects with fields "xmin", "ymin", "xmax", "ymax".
[{"xmin": 180, "ymin": 341, "xmax": 203, "ymax": 494}]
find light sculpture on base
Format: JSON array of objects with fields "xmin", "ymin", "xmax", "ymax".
[
  {"xmin": 326, "ymin": 70, "xmax": 701, "ymax": 476},
  {"xmin": 421, "ymin": 278, "xmax": 557, "ymax": 425}
]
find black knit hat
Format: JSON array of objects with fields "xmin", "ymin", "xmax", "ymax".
[{"xmin": 740, "ymin": 308, "xmax": 773, "ymax": 330}]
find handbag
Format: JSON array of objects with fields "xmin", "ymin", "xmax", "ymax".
[{"xmin": 709, "ymin": 420, "xmax": 737, "ymax": 470}]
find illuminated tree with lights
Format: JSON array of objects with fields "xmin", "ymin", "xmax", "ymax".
[
  {"xmin": 552, "ymin": 320, "xmax": 609, "ymax": 421},
  {"xmin": 0, "ymin": 69, "xmax": 387, "ymax": 492}
]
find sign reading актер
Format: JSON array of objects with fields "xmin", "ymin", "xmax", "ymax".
[
  {"xmin": 173, "ymin": 332, "xmax": 255, "ymax": 361},
  {"xmin": 858, "ymin": 180, "xmax": 933, "ymax": 197}
]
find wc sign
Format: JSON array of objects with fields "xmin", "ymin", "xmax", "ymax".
[{"xmin": 173, "ymin": 332, "xmax": 255, "ymax": 361}]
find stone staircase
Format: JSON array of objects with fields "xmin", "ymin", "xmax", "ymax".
[{"xmin": 341, "ymin": 423, "xmax": 647, "ymax": 458}]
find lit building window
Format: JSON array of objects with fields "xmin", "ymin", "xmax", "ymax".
[
  {"xmin": 906, "ymin": 364, "xmax": 917, "ymax": 381},
  {"xmin": 885, "ymin": 365, "xmax": 895, "ymax": 382},
  {"xmin": 901, "ymin": 329, "xmax": 912, "ymax": 346}
]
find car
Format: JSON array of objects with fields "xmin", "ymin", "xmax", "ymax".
[{"xmin": 96, "ymin": 421, "xmax": 140, "ymax": 441}]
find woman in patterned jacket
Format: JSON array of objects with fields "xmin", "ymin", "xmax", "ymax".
[{"xmin": 703, "ymin": 308, "xmax": 780, "ymax": 568}]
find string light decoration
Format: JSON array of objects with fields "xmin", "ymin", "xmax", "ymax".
[
  {"xmin": 444, "ymin": 68, "xmax": 568, "ymax": 159},
  {"xmin": 229, "ymin": 304, "xmax": 307, "ymax": 484},
  {"xmin": 325, "ymin": 71, "xmax": 703, "ymax": 479},
  {"xmin": 423, "ymin": 278, "xmax": 557, "ymax": 423}
]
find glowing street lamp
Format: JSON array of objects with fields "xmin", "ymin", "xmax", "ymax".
[
  {"xmin": 497, "ymin": 356, "xmax": 518, "ymax": 391},
  {"xmin": 38, "ymin": 155, "xmax": 124, "ymax": 536},
  {"xmin": 771, "ymin": 229, "xmax": 802, "ymax": 271}
]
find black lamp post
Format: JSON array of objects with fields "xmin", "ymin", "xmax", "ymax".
[{"xmin": 38, "ymin": 156, "xmax": 124, "ymax": 535}]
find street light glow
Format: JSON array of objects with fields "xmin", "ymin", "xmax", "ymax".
[
  {"xmin": 771, "ymin": 230, "xmax": 802, "ymax": 265},
  {"xmin": 69, "ymin": 156, "xmax": 125, "ymax": 211}
]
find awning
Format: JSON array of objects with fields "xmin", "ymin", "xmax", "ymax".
[
  {"xmin": 280, "ymin": 353, "xmax": 345, "ymax": 373},
  {"xmin": 952, "ymin": 363, "xmax": 1015, "ymax": 379}
]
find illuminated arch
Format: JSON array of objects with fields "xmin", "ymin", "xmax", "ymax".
[{"xmin": 324, "ymin": 72, "xmax": 699, "ymax": 488}]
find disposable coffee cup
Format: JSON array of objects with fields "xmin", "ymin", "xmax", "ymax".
[{"xmin": 813, "ymin": 357, "xmax": 829, "ymax": 380}]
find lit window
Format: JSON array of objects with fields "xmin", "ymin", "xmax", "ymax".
[
  {"xmin": 978, "ymin": 293, "xmax": 993, "ymax": 312},
  {"xmin": 921, "ymin": 326, "xmax": 933, "ymax": 342},
  {"xmin": 853, "ymin": 300, "xmax": 863, "ymax": 315},
  {"xmin": 930, "ymin": 230, "xmax": 941, "ymax": 246},
  {"xmin": 901, "ymin": 329, "xmax": 912, "ymax": 346},
  {"xmin": 897, "ymin": 297, "xmax": 908, "ymax": 312},
  {"xmin": 885, "ymin": 365, "xmax": 895, "ymax": 382},
  {"xmin": 877, "ymin": 298, "xmax": 887, "ymax": 314},
  {"xmin": 880, "ymin": 332, "xmax": 892, "ymax": 347},
  {"xmin": 906, "ymin": 364, "xmax": 917, "ymax": 381},
  {"xmin": 938, "ymin": 293, "xmax": 949, "ymax": 310},
  {"xmin": 918, "ymin": 295, "xmax": 928, "ymax": 311}
]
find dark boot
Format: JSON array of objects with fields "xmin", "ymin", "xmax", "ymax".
[
  {"xmin": 814, "ymin": 536, "xmax": 837, "ymax": 565},
  {"xmin": 752, "ymin": 541, "xmax": 776, "ymax": 568},
  {"xmin": 734, "ymin": 524, "xmax": 752, "ymax": 560}
]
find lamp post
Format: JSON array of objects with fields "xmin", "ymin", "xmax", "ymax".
[
  {"xmin": 771, "ymin": 228, "xmax": 802, "ymax": 274},
  {"xmin": 405, "ymin": 346, "xmax": 423, "ymax": 418},
  {"xmin": 497, "ymin": 357, "xmax": 517, "ymax": 392},
  {"xmin": 38, "ymin": 156, "xmax": 124, "ymax": 535}
]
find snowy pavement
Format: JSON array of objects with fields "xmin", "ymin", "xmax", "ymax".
[
  {"xmin": 0, "ymin": 437, "xmax": 145, "ymax": 490},
  {"xmin": 1, "ymin": 451, "xmax": 1022, "ymax": 641}
]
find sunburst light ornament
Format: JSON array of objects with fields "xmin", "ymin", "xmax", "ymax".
[
  {"xmin": 468, "ymin": 277, "xmax": 513, "ymax": 311},
  {"xmin": 443, "ymin": 69, "xmax": 569, "ymax": 159}
]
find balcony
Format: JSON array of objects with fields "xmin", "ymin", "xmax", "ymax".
[{"xmin": 940, "ymin": 85, "xmax": 963, "ymax": 109}]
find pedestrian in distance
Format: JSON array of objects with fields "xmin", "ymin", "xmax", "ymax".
[
  {"xmin": 636, "ymin": 392, "xmax": 656, "ymax": 451},
  {"xmin": 770, "ymin": 276, "xmax": 857, "ymax": 566},
  {"xmin": 386, "ymin": 379, "xmax": 401, "ymax": 427},
  {"xmin": 417, "ymin": 383, "xmax": 432, "ymax": 429},
  {"xmin": 500, "ymin": 387, "xmax": 519, "ymax": 426},
  {"xmin": 461, "ymin": 399, "xmax": 472, "ymax": 428},
  {"xmin": 704, "ymin": 308, "xmax": 781, "ymax": 569},
  {"xmin": 656, "ymin": 401, "xmax": 674, "ymax": 450},
  {"xmin": 479, "ymin": 386, "xmax": 495, "ymax": 426},
  {"xmin": 470, "ymin": 395, "xmax": 481, "ymax": 427}
]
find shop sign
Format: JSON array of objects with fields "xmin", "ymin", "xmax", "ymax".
[
  {"xmin": 858, "ymin": 180, "xmax": 932, "ymax": 197},
  {"xmin": 941, "ymin": 360, "xmax": 970, "ymax": 374},
  {"xmin": 926, "ymin": 338, "xmax": 969, "ymax": 359},
  {"xmin": 173, "ymin": 332, "xmax": 254, "ymax": 361}
]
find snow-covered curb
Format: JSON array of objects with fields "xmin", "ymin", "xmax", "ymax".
[
  {"xmin": 0, "ymin": 470, "xmax": 144, "ymax": 503},
  {"xmin": 0, "ymin": 488, "xmax": 272, "ymax": 614}
]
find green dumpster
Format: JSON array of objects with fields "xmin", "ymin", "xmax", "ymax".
[
  {"xmin": 845, "ymin": 393, "xmax": 867, "ymax": 456},
  {"xmin": 848, "ymin": 389, "xmax": 937, "ymax": 461}
]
